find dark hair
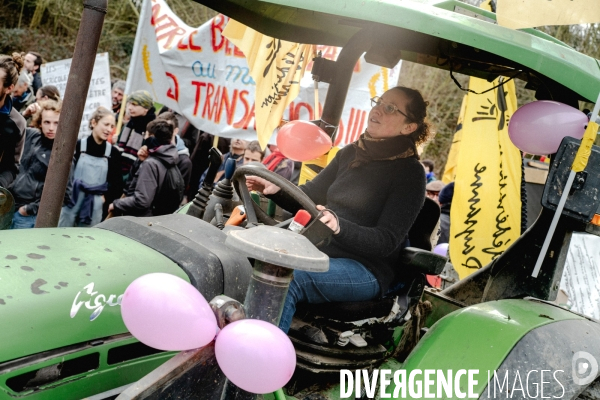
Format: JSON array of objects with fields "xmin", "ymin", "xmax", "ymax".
[
  {"xmin": 157, "ymin": 111, "xmax": 179, "ymax": 129},
  {"xmin": 391, "ymin": 86, "xmax": 433, "ymax": 146},
  {"xmin": 421, "ymin": 159, "xmax": 434, "ymax": 172},
  {"xmin": 32, "ymin": 99, "xmax": 62, "ymax": 129},
  {"xmin": 245, "ymin": 140, "xmax": 264, "ymax": 157},
  {"xmin": 38, "ymin": 85, "xmax": 60, "ymax": 101},
  {"xmin": 146, "ymin": 119, "xmax": 173, "ymax": 144},
  {"xmin": 438, "ymin": 182, "xmax": 455, "ymax": 206},
  {"xmin": 27, "ymin": 51, "xmax": 43, "ymax": 68},
  {"xmin": 89, "ymin": 106, "xmax": 114, "ymax": 130},
  {"xmin": 0, "ymin": 53, "xmax": 24, "ymax": 88}
]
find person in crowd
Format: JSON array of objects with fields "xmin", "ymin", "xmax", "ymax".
[
  {"xmin": 10, "ymin": 100, "xmax": 67, "ymax": 228},
  {"xmin": 111, "ymin": 80, "xmax": 126, "ymax": 118},
  {"xmin": 23, "ymin": 51, "xmax": 42, "ymax": 94},
  {"xmin": 425, "ymin": 180, "xmax": 445, "ymax": 205},
  {"xmin": 200, "ymin": 138, "xmax": 247, "ymax": 186},
  {"xmin": 438, "ymin": 181, "xmax": 454, "ymax": 244},
  {"xmin": 58, "ymin": 107, "xmax": 123, "ymax": 227},
  {"xmin": 156, "ymin": 111, "xmax": 192, "ymax": 190},
  {"xmin": 421, "ymin": 159, "xmax": 436, "ymax": 183},
  {"xmin": 0, "ymin": 53, "xmax": 27, "ymax": 189},
  {"xmin": 243, "ymin": 140, "xmax": 265, "ymax": 165},
  {"xmin": 109, "ymin": 119, "xmax": 179, "ymax": 217},
  {"xmin": 188, "ymin": 133, "xmax": 229, "ymax": 198},
  {"xmin": 116, "ymin": 90, "xmax": 156, "ymax": 180},
  {"xmin": 11, "ymin": 71, "xmax": 35, "ymax": 113},
  {"xmin": 262, "ymin": 144, "xmax": 294, "ymax": 181},
  {"xmin": 247, "ymin": 86, "xmax": 431, "ymax": 333},
  {"xmin": 21, "ymin": 84, "xmax": 60, "ymax": 123}
]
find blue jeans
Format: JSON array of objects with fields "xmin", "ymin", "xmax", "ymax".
[
  {"xmin": 11, "ymin": 211, "xmax": 37, "ymax": 229},
  {"xmin": 279, "ymin": 258, "xmax": 380, "ymax": 333}
]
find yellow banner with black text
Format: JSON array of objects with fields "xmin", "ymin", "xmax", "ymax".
[
  {"xmin": 223, "ymin": 20, "xmax": 314, "ymax": 149},
  {"xmin": 449, "ymin": 77, "xmax": 522, "ymax": 279}
]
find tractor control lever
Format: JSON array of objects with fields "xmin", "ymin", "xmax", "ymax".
[{"xmin": 186, "ymin": 148, "xmax": 222, "ymax": 219}]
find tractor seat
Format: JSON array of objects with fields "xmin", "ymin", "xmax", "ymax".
[
  {"xmin": 295, "ymin": 196, "xmax": 445, "ymax": 322},
  {"xmin": 295, "ymin": 247, "xmax": 447, "ymax": 322}
]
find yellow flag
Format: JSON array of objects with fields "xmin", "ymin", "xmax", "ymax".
[
  {"xmin": 441, "ymin": 96, "xmax": 466, "ymax": 184},
  {"xmin": 449, "ymin": 76, "xmax": 522, "ymax": 279},
  {"xmin": 497, "ymin": 0, "xmax": 600, "ymax": 29},
  {"xmin": 223, "ymin": 20, "xmax": 314, "ymax": 149}
]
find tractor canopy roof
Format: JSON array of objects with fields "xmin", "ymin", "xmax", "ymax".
[{"xmin": 196, "ymin": 0, "xmax": 600, "ymax": 103}]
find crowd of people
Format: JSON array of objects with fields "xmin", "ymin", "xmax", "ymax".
[
  {"xmin": 0, "ymin": 51, "xmax": 302, "ymax": 230},
  {"xmin": 1, "ymin": 49, "xmax": 462, "ymax": 328},
  {"xmin": 0, "ymin": 51, "xmax": 454, "ymax": 258}
]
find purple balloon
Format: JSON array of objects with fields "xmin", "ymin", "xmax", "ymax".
[
  {"xmin": 508, "ymin": 101, "xmax": 587, "ymax": 155},
  {"xmin": 433, "ymin": 243, "xmax": 449, "ymax": 257},
  {"xmin": 215, "ymin": 319, "xmax": 296, "ymax": 394},
  {"xmin": 121, "ymin": 273, "xmax": 217, "ymax": 351}
]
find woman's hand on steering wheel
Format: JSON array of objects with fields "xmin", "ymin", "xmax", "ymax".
[
  {"xmin": 245, "ymin": 175, "xmax": 281, "ymax": 195},
  {"xmin": 317, "ymin": 205, "xmax": 340, "ymax": 235}
]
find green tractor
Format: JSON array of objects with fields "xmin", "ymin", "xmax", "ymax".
[{"xmin": 1, "ymin": 0, "xmax": 600, "ymax": 399}]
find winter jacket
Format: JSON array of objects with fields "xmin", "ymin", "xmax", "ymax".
[
  {"xmin": 10, "ymin": 128, "xmax": 71, "ymax": 215},
  {"xmin": 116, "ymin": 108, "xmax": 156, "ymax": 177},
  {"xmin": 113, "ymin": 143, "xmax": 179, "ymax": 217},
  {"xmin": 0, "ymin": 97, "xmax": 25, "ymax": 188}
]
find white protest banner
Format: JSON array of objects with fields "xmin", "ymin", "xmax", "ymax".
[
  {"xmin": 41, "ymin": 53, "xmax": 112, "ymax": 139},
  {"xmin": 126, "ymin": 0, "xmax": 401, "ymax": 146},
  {"xmin": 561, "ymin": 233, "xmax": 600, "ymax": 320}
]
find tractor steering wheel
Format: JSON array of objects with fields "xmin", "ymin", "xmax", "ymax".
[{"xmin": 232, "ymin": 165, "xmax": 319, "ymax": 226}]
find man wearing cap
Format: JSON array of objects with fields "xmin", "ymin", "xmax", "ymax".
[
  {"xmin": 425, "ymin": 180, "xmax": 445, "ymax": 205},
  {"xmin": 116, "ymin": 90, "xmax": 156, "ymax": 180}
]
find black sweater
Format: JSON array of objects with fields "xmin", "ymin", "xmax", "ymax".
[{"xmin": 274, "ymin": 145, "xmax": 426, "ymax": 295}]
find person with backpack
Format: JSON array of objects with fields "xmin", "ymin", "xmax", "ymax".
[
  {"xmin": 108, "ymin": 119, "xmax": 183, "ymax": 217},
  {"xmin": 58, "ymin": 107, "xmax": 123, "ymax": 227}
]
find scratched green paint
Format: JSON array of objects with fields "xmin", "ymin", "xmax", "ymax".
[{"xmin": 0, "ymin": 227, "xmax": 188, "ymax": 363}]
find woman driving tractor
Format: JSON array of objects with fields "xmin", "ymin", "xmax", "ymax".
[{"xmin": 246, "ymin": 86, "xmax": 432, "ymax": 332}]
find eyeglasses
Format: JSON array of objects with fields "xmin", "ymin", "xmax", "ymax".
[{"xmin": 371, "ymin": 96, "xmax": 410, "ymax": 119}]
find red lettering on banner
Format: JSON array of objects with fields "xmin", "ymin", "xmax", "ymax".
[
  {"xmin": 202, "ymin": 83, "xmax": 216, "ymax": 119},
  {"xmin": 152, "ymin": 4, "xmax": 186, "ymax": 49},
  {"xmin": 233, "ymin": 91, "xmax": 256, "ymax": 129},
  {"xmin": 191, "ymin": 81, "xmax": 207, "ymax": 116},
  {"xmin": 165, "ymin": 72, "xmax": 179, "ymax": 101},
  {"xmin": 294, "ymin": 102, "xmax": 314, "ymax": 121},
  {"xmin": 233, "ymin": 90, "xmax": 250, "ymax": 128},
  {"xmin": 234, "ymin": 46, "xmax": 244, "ymax": 58},
  {"xmin": 352, "ymin": 109, "xmax": 366, "ymax": 142},
  {"xmin": 334, "ymin": 120, "xmax": 345, "ymax": 147},
  {"xmin": 188, "ymin": 30, "xmax": 202, "ymax": 51},
  {"xmin": 177, "ymin": 30, "xmax": 202, "ymax": 52},
  {"xmin": 217, "ymin": 87, "xmax": 238, "ymax": 125},
  {"xmin": 211, "ymin": 14, "xmax": 245, "ymax": 57},
  {"xmin": 243, "ymin": 103, "xmax": 256, "ymax": 130}
]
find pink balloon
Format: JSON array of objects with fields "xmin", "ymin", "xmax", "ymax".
[
  {"xmin": 433, "ymin": 243, "xmax": 449, "ymax": 257},
  {"xmin": 121, "ymin": 273, "xmax": 217, "ymax": 351},
  {"xmin": 508, "ymin": 101, "xmax": 587, "ymax": 155},
  {"xmin": 276, "ymin": 120, "xmax": 332, "ymax": 161},
  {"xmin": 215, "ymin": 319, "xmax": 296, "ymax": 394}
]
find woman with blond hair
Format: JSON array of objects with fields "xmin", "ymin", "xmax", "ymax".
[{"xmin": 59, "ymin": 107, "xmax": 123, "ymax": 227}]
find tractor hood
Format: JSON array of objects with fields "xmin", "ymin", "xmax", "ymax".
[
  {"xmin": 195, "ymin": 0, "xmax": 600, "ymax": 103},
  {"xmin": 0, "ymin": 227, "xmax": 188, "ymax": 363}
]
